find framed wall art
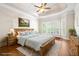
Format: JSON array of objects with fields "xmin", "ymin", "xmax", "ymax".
[{"xmin": 18, "ymin": 18, "xmax": 30, "ymax": 27}]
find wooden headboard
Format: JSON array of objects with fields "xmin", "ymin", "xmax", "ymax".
[{"xmin": 14, "ymin": 28, "xmax": 33, "ymax": 36}]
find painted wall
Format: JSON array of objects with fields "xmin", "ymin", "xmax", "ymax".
[
  {"xmin": 0, "ymin": 13, "xmax": 12, "ymax": 39},
  {"xmin": 12, "ymin": 14, "xmax": 38, "ymax": 32},
  {"xmin": 0, "ymin": 6, "xmax": 38, "ymax": 39}
]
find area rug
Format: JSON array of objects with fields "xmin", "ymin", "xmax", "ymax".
[{"xmin": 16, "ymin": 43, "xmax": 61, "ymax": 56}]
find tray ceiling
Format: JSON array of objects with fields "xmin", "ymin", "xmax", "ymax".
[{"xmin": 0, "ymin": 3, "xmax": 76, "ymax": 18}]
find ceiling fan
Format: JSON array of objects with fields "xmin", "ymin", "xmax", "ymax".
[{"xmin": 34, "ymin": 3, "xmax": 51, "ymax": 13}]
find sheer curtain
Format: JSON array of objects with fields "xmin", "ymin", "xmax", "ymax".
[
  {"xmin": 41, "ymin": 20, "xmax": 61, "ymax": 36},
  {"xmin": 40, "ymin": 14, "xmax": 67, "ymax": 38}
]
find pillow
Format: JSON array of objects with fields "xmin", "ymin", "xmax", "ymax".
[
  {"xmin": 29, "ymin": 31, "xmax": 39, "ymax": 35},
  {"xmin": 18, "ymin": 31, "xmax": 39, "ymax": 36},
  {"xmin": 26, "ymin": 33, "xmax": 38, "ymax": 38},
  {"xmin": 19, "ymin": 32, "xmax": 29, "ymax": 36}
]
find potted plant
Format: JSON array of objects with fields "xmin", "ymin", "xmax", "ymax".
[{"xmin": 69, "ymin": 29, "xmax": 77, "ymax": 36}]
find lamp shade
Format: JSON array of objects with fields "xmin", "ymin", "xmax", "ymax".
[{"xmin": 9, "ymin": 28, "xmax": 15, "ymax": 36}]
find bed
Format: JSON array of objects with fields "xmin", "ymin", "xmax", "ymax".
[{"xmin": 14, "ymin": 28, "xmax": 55, "ymax": 56}]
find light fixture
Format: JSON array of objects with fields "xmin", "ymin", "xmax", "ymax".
[
  {"xmin": 38, "ymin": 7, "xmax": 45, "ymax": 13},
  {"xmin": 9, "ymin": 28, "xmax": 15, "ymax": 36},
  {"xmin": 34, "ymin": 3, "xmax": 51, "ymax": 13}
]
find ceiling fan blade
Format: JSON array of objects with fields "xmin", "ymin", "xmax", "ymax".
[
  {"xmin": 36, "ymin": 9, "xmax": 40, "ymax": 12},
  {"xmin": 41, "ymin": 3, "xmax": 47, "ymax": 6},
  {"xmin": 39, "ymin": 3, "xmax": 44, "ymax": 8},
  {"xmin": 45, "ymin": 7, "xmax": 51, "ymax": 9},
  {"xmin": 34, "ymin": 5, "xmax": 40, "ymax": 8},
  {"xmin": 41, "ymin": 3, "xmax": 47, "ymax": 7},
  {"xmin": 44, "ymin": 3, "xmax": 47, "ymax": 6}
]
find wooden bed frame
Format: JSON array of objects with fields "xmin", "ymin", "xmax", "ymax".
[{"xmin": 14, "ymin": 28, "xmax": 55, "ymax": 56}]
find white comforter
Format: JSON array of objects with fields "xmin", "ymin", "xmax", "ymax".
[{"xmin": 17, "ymin": 33, "xmax": 53, "ymax": 51}]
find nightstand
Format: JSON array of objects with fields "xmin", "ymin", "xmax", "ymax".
[{"xmin": 7, "ymin": 33, "xmax": 17, "ymax": 46}]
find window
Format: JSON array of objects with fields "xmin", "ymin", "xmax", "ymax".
[{"xmin": 41, "ymin": 20, "xmax": 60, "ymax": 36}]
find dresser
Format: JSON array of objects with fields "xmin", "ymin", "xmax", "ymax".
[
  {"xmin": 7, "ymin": 34, "xmax": 17, "ymax": 46},
  {"xmin": 0, "ymin": 36, "xmax": 7, "ymax": 47}
]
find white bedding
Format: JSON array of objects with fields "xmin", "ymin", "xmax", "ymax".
[{"xmin": 17, "ymin": 33, "xmax": 53, "ymax": 51}]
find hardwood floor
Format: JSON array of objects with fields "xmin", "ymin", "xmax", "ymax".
[
  {"xmin": 0, "ymin": 37, "xmax": 78, "ymax": 56},
  {"xmin": 0, "ymin": 44, "xmax": 24, "ymax": 56}
]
